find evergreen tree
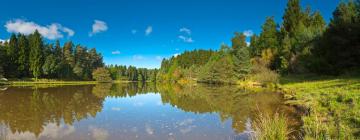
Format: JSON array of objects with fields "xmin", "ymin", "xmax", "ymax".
[
  {"xmin": 258, "ymin": 17, "xmax": 280, "ymax": 51},
  {"xmin": 312, "ymin": 1, "xmax": 360, "ymax": 74},
  {"xmin": 282, "ymin": 0, "xmax": 302, "ymax": 37},
  {"xmin": 17, "ymin": 34, "xmax": 29, "ymax": 77},
  {"xmin": 62, "ymin": 41, "xmax": 75, "ymax": 78},
  {"xmin": 29, "ymin": 30, "xmax": 44, "ymax": 80},
  {"xmin": 231, "ymin": 33, "xmax": 251, "ymax": 79},
  {"xmin": 249, "ymin": 34, "xmax": 259, "ymax": 57},
  {"xmin": 6, "ymin": 34, "xmax": 19, "ymax": 78}
]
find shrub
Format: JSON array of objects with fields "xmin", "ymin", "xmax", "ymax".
[
  {"xmin": 250, "ymin": 57, "xmax": 279, "ymax": 85},
  {"xmin": 92, "ymin": 67, "xmax": 112, "ymax": 82}
]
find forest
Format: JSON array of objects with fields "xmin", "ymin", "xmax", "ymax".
[
  {"xmin": 0, "ymin": 31, "xmax": 158, "ymax": 82},
  {"xmin": 0, "ymin": 31, "xmax": 104, "ymax": 80},
  {"xmin": 157, "ymin": 0, "xmax": 360, "ymax": 85}
]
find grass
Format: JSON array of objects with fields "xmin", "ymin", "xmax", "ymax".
[
  {"xmin": 280, "ymin": 74, "xmax": 360, "ymax": 139},
  {"xmin": 8, "ymin": 78, "xmax": 99, "ymax": 86},
  {"xmin": 253, "ymin": 112, "xmax": 291, "ymax": 140}
]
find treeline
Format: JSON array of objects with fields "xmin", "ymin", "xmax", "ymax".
[
  {"xmin": 0, "ymin": 30, "xmax": 104, "ymax": 80},
  {"xmin": 158, "ymin": 0, "xmax": 360, "ymax": 84},
  {"xmin": 107, "ymin": 65, "xmax": 158, "ymax": 82}
]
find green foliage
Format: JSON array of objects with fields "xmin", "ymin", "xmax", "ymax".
[
  {"xmin": 232, "ymin": 33, "xmax": 251, "ymax": 80},
  {"xmin": 0, "ymin": 31, "xmax": 104, "ymax": 80},
  {"xmin": 157, "ymin": 49, "xmax": 215, "ymax": 82},
  {"xmin": 29, "ymin": 31, "xmax": 44, "ymax": 80},
  {"xmin": 92, "ymin": 67, "xmax": 112, "ymax": 82},
  {"xmin": 250, "ymin": 58, "xmax": 279, "ymax": 85},
  {"xmin": 6, "ymin": 34, "xmax": 20, "ymax": 78},
  {"xmin": 311, "ymin": 1, "xmax": 360, "ymax": 74},
  {"xmin": 107, "ymin": 65, "xmax": 157, "ymax": 82},
  {"xmin": 199, "ymin": 48, "xmax": 236, "ymax": 84},
  {"xmin": 17, "ymin": 34, "xmax": 29, "ymax": 77}
]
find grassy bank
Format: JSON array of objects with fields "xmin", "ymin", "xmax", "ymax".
[
  {"xmin": 8, "ymin": 79, "xmax": 99, "ymax": 86},
  {"xmin": 280, "ymin": 74, "xmax": 360, "ymax": 139}
]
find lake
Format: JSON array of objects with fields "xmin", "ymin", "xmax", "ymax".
[{"xmin": 0, "ymin": 83, "xmax": 297, "ymax": 140}]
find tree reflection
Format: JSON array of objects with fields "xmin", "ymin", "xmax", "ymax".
[
  {"xmin": 0, "ymin": 85, "xmax": 104, "ymax": 137},
  {"xmin": 157, "ymin": 84, "xmax": 286, "ymax": 133},
  {"xmin": 0, "ymin": 83, "xmax": 291, "ymax": 138}
]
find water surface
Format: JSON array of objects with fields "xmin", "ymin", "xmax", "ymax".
[{"xmin": 0, "ymin": 83, "xmax": 293, "ymax": 140}]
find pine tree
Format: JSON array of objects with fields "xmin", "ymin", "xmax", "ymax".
[
  {"xmin": 62, "ymin": 41, "xmax": 75, "ymax": 79},
  {"xmin": 282, "ymin": 0, "xmax": 302, "ymax": 37},
  {"xmin": 249, "ymin": 34, "xmax": 259, "ymax": 57},
  {"xmin": 6, "ymin": 34, "xmax": 19, "ymax": 78},
  {"xmin": 231, "ymin": 33, "xmax": 251, "ymax": 80},
  {"xmin": 258, "ymin": 17, "xmax": 280, "ymax": 50},
  {"xmin": 17, "ymin": 34, "xmax": 29, "ymax": 77},
  {"xmin": 29, "ymin": 30, "xmax": 44, "ymax": 80}
]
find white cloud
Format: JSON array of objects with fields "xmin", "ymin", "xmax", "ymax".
[
  {"xmin": 145, "ymin": 26, "xmax": 152, "ymax": 36},
  {"xmin": 243, "ymin": 30, "xmax": 254, "ymax": 37},
  {"xmin": 178, "ymin": 27, "xmax": 194, "ymax": 43},
  {"xmin": 178, "ymin": 35, "xmax": 194, "ymax": 43},
  {"xmin": 145, "ymin": 124, "xmax": 154, "ymax": 135},
  {"xmin": 179, "ymin": 27, "xmax": 191, "ymax": 35},
  {"xmin": 0, "ymin": 39, "xmax": 9, "ymax": 43},
  {"xmin": 133, "ymin": 55, "xmax": 144, "ymax": 60},
  {"xmin": 63, "ymin": 27, "xmax": 75, "ymax": 37},
  {"xmin": 5, "ymin": 19, "xmax": 74, "ymax": 40},
  {"xmin": 111, "ymin": 50, "xmax": 121, "ymax": 55},
  {"xmin": 173, "ymin": 53, "xmax": 180, "ymax": 57},
  {"xmin": 89, "ymin": 126, "xmax": 109, "ymax": 140},
  {"xmin": 111, "ymin": 107, "xmax": 121, "ymax": 111},
  {"xmin": 131, "ymin": 29, "xmax": 137, "ymax": 34},
  {"xmin": 89, "ymin": 20, "xmax": 108, "ymax": 36},
  {"xmin": 1, "ymin": 123, "xmax": 75, "ymax": 140}
]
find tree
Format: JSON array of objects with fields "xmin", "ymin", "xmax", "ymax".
[
  {"xmin": 311, "ymin": 1, "xmax": 360, "ymax": 74},
  {"xmin": 17, "ymin": 34, "xmax": 29, "ymax": 77},
  {"xmin": 258, "ymin": 17, "xmax": 280, "ymax": 51},
  {"xmin": 29, "ymin": 30, "xmax": 44, "ymax": 80},
  {"xmin": 249, "ymin": 34, "xmax": 259, "ymax": 57},
  {"xmin": 0, "ymin": 44, "xmax": 6, "ymax": 78},
  {"xmin": 42, "ymin": 54, "xmax": 58, "ymax": 77},
  {"xmin": 62, "ymin": 41, "xmax": 75, "ymax": 79},
  {"xmin": 54, "ymin": 40, "xmax": 64, "ymax": 78},
  {"xmin": 282, "ymin": 0, "xmax": 302, "ymax": 37},
  {"xmin": 199, "ymin": 46, "xmax": 236, "ymax": 84},
  {"xmin": 231, "ymin": 32, "xmax": 247, "ymax": 50},
  {"xmin": 6, "ymin": 34, "xmax": 19, "ymax": 78},
  {"xmin": 231, "ymin": 33, "xmax": 251, "ymax": 80},
  {"xmin": 92, "ymin": 67, "xmax": 112, "ymax": 82}
]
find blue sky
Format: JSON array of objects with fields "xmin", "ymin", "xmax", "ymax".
[{"xmin": 0, "ymin": 0, "xmax": 340, "ymax": 68}]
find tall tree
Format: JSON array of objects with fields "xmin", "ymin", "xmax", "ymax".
[
  {"xmin": 6, "ymin": 34, "xmax": 19, "ymax": 78},
  {"xmin": 282, "ymin": 0, "xmax": 302, "ymax": 37},
  {"xmin": 62, "ymin": 41, "xmax": 75, "ymax": 79},
  {"xmin": 312, "ymin": 1, "xmax": 360, "ymax": 74},
  {"xmin": 231, "ymin": 33, "xmax": 251, "ymax": 79},
  {"xmin": 258, "ymin": 17, "xmax": 280, "ymax": 50},
  {"xmin": 17, "ymin": 34, "xmax": 29, "ymax": 77},
  {"xmin": 29, "ymin": 30, "xmax": 44, "ymax": 80}
]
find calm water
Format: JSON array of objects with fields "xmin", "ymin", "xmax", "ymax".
[{"xmin": 0, "ymin": 83, "xmax": 295, "ymax": 140}]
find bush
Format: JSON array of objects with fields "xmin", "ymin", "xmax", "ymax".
[
  {"xmin": 92, "ymin": 67, "xmax": 112, "ymax": 82},
  {"xmin": 250, "ymin": 58, "xmax": 279, "ymax": 85}
]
